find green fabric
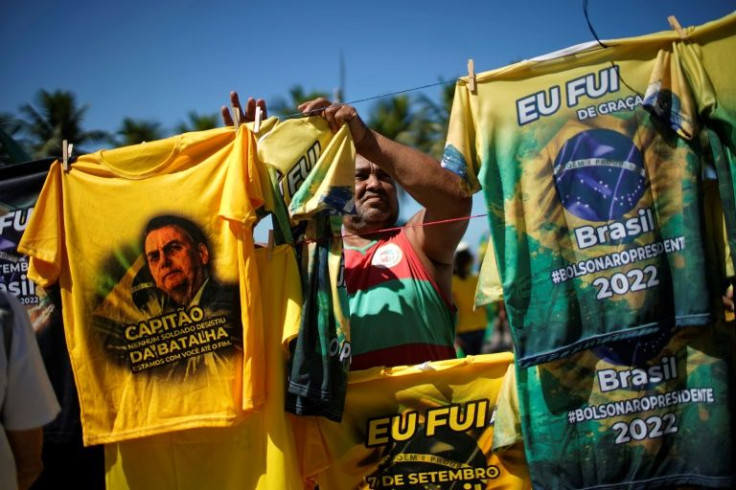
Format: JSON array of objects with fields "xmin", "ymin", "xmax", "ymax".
[
  {"xmin": 441, "ymin": 18, "xmax": 734, "ymax": 367},
  {"xmin": 516, "ymin": 323, "xmax": 735, "ymax": 489},
  {"xmin": 348, "ymin": 277, "xmax": 454, "ymax": 356}
]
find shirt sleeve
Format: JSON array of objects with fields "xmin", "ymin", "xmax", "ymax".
[
  {"xmin": 17, "ymin": 161, "xmax": 64, "ymax": 287},
  {"xmin": 491, "ymin": 363, "xmax": 522, "ymax": 451},
  {"xmin": 475, "ymin": 235, "xmax": 504, "ymax": 306},
  {"xmin": 442, "ymin": 79, "xmax": 482, "ymax": 195},
  {"xmin": 2, "ymin": 292, "xmax": 60, "ymax": 430},
  {"xmin": 642, "ymin": 47, "xmax": 696, "ymax": 139},
  {"xmin": 221, "ymin": 125, "xmax": 265, "ymax": 228},
  {"xmin": 676, "ymin": 28, "xmax": 736, "ymax": 287}
]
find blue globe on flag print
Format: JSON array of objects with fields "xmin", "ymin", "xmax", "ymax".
[{"xmin": 553, "ymin": 129, "xmax": 648, "ymax": 222}]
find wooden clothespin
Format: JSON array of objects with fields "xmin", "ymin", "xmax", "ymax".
[
  {"xmin": 62, "ymin": 139, "xmax": 74, "ymax": 171},
  {"xmin": 667, "ymin": 15, "xmax": 687, "ymax": 40},
  {"xmin": 232, "ymin": 103, "xmax": 242, "ymax": 127},
  {"xmin": 267, "ymin": 229, "xmax": 275, "ymax": 261},
  {"xmin": 254, "ymin": 106, "xmax": 262, "ymax": 133},
  {"xmin": 467, "ymin": 59, "xmax": 477, "ymax": 94}
]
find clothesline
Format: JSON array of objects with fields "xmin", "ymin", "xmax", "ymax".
[
  {"xmin": 341, "ymin": 212, "xmax": 489, "ymax": 240},
  {"xmin": 266, "ymin": 0, "xmax": 637, "ymax": 249},
  {"xmin": 282, "ymin": 79, "xmax": 456, "ymax": 120},
  {"xmin": 280, "ymin": 213, "xmax": 490, "ymax": 247}
]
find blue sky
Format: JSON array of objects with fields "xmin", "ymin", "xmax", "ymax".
[{"xmin": 2, "ymin": 0, "xmax": 733, "ymax": 249}]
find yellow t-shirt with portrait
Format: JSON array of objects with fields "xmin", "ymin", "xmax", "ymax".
[
  {"xmin": 105, "ymin": 244, "xmax": 306, "ymax": 490},
  {"xmin": 19, "ymin": 126, "xmax": 265, "ymax": 445}
]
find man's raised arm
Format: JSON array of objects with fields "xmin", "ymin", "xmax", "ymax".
[{"xmin": 299, "ymin": 97, "xmax": 472, "ymax": 266}]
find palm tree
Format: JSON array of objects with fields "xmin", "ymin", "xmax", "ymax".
[
  {"xmin": 363, "ymin": 86, "xmax": 457, "ymax": 214},
  {"xmin": 366, "ymin": 95, "xmax": 415, "ymax": 146},
  {"xmin": 116, "ymin": 118, "xmax": 165, "ymax": 146},
  {"xmin": 364, "ymin": 95, "xmax": 423, "ymax": 211},
  {"xmin": 270, "ymin": 85, "xmax": 331, "ymax": 118},
  {"xmin": 413, "ymin": 79, "xmax": 456, "ymax": 159},
  {"xmin": 175, "ymin": 111, "xmax": 219, "ymax": 134},
  {"xmin": 17, "ymin": 89, "xmax": 111, "ymax": 158},
  {"xmin": 0, "ymin": 112, "xmax": 31, "ymax": 165},
  {"xmin": 365, "ymin": 84, "xmax": 456, "ymax": 159}
]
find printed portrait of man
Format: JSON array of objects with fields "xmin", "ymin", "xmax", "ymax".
[
  {"xmin": 137, "ymin": 215, "xmax": 242, "ymax": 344},
  {"xmin": 141, "ymin": 214, "xmax": 241, "ymax": 337},
  {"xmin": 92, "ymin": 215, "xmax": 242, "ymax": 374},
  {"xmin": 143, "ymin": 215, "xmax": 213, "ymax": 308}
]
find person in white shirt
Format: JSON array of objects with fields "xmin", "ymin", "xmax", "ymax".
[{"xmin": 1, "ymin": 291, "xmax": 60, "ymax": 490}]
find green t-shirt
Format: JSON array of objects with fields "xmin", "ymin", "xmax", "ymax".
[
  {"xmin": 442, "ymin": 14, "xmax": 736, "ymax": 367},
  {"xmin": 493, "ymin": 322, "xmax": 735, "ymax": 489}
]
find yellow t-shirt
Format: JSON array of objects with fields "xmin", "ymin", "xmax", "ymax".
[
  {"xmin": 104, "ymin": 244, "xmax": 306, "ymax": 490},
  {"xmin": 255, "ymin": 116, "xmax": 356, "ymax": 420},
  {"xmin": 452, "ymin": 273, "xmax": 487, "ymax": 333},
  {"xmin": 19, "ymin": 126, "xmax": 265, "ymax": 445},
  {"xmin": 256, "ymin": 116, "xmax": 356, "ymax": 220},
  {"xmin": 295, "ymin": 353, "xmax": 530, "ymax": 490}
]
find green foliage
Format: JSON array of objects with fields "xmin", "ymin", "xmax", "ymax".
[
  {"xmin": 3, "ymin": 79, "xmax": 456, "ymax": 164},
  {"xmin": 116, "ymin": 118, "xmax": 165, "ymax": 146},
  {"xmin": 17, "ymin": 89, "xmax": 112, "ymax": 158},
  {"xmin": 269, "ymin": 85, "xmax": 331, "ymax": 118},
  {"xmin": 0, "ymin": 113, "xmax": 31, "ymax": 165},
  {"xmin": 175, "ymin": 111, "xmax": 219, "ymax": 134},
  {"xmin": 365, "ymin": 80, "xmax": 456, "ymax": 160},
  {"xmin": 362, "ymin": 80, "xmax": 456, "ymax": 205},
  {"xmin": 367, "ymin": 95, "xmax": 414, "ymax": 144},
  {"xmin": 412, "ymin": 79, "xmax": 456, "ymax": 159}
]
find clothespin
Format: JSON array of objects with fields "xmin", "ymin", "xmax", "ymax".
[
  {"xmin": 254, "ymin": 106, "xmax": 262, "ymax": 133},
  {"xmin": 232, "ymin": 103, "xmax": 241, "ymax": 127},
  {"xmin": 667, "ymin": 15, "xmax": 687, "ymax": 40},
  {"xmin": 467, "ymin": 59, "xmax": 477, "ymax": 94},
  {"xmin": 62, "ymin": 139, "xmax": 74, "ymax": 171},
  {"xmin": 267, "ymin": 229, "xmax": 275, "ymax": 261}
]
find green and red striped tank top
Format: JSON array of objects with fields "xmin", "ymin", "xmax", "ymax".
[{"xmin": 344, "ymin": 228, "xmax": 456, "ymax": 370}]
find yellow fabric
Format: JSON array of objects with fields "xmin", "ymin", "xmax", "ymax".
[
  {"xmin": 256, "ymin": 116, "xmax": 356, "ymax": 220},
  {"xmin": 19, "ymin": 126, "xmax": 266, "ymax": 445},
  {"xmin": 255, "ymin": 116, "xmax": 355, "ymax": 420},
  {"xmin": 105, "ymin": 244, "xmax": 305, "ymax": 490},
  {"xmin": 254, "ymin": 115, "xmax": 355, "ymax": 352},
  {"xmin": 683, "ymin": 16, "xmax": 736, "ymax": 279},
  {"xmin": 475, "ymin": 236, "xmax": 504, "ymax": 306},
  {"xmin": 295, "ymin": 353, "xmax": 530, "ymax": 489},
  {"xmin": 725, "ymin": 218, "xmax": 734, "ymax": 279},
  {"xmin": 452, "ymin": 273, "xmax": 487, "ymax": 333},
  {"xmin": 491, "ymin": 363, "xmax": 523, "ymax": 451}
]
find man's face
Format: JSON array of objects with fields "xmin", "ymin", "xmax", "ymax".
[
  {"xmin": 144, "ymin": 224, "xmax": 209, "ymax": 305},
  {"xmin": 345, "ymin": 156, "xmax": 399, "ymax": 232}
]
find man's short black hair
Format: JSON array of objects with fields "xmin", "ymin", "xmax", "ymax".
[{"xmin": 142, "ymin": 214, "xmax": 210, "ymax": 257}]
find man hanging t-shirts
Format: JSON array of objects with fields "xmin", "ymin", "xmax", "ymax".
[
  {"xmin": 18, "ymin": 126, "xmax": 265, "ymax": 445},
  {"xmin": 493, "ymin": 322, "xmax": 735, "ymax": 489},
  {"xmin": 294, "ymin": 353, "xmax": 530, "ymax": 490},
  {"xmin": 441, "ymin": 16, "xmax": 727, "ymax": 367},
  {"xmin": 255, "ymin": 116, "xmax": 355, "ymax": 421}
]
